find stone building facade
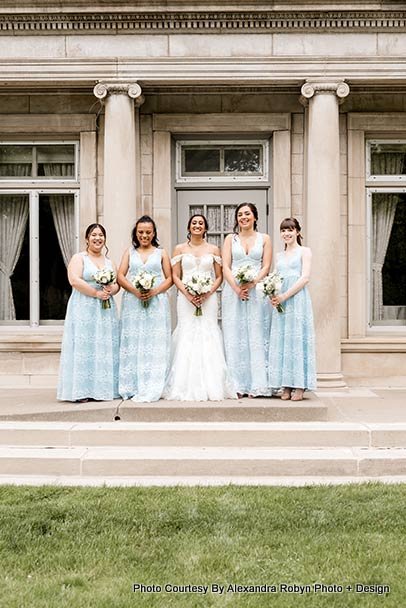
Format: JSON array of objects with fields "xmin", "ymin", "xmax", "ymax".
[{"xmin": 0, "ymin": 1, "xmax": 405, "ymax": 388}]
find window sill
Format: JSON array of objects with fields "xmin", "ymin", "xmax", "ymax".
[{"xmin": 342, "ymin": 338, "xmax": 406, "ymax": 353}]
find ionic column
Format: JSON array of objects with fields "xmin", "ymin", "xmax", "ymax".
[
  {"xmin": 300, "ymin": 80, "xmax": 350, "ymax": 388},
  {"xmin": 93, "ymin": 81, "xmax": 145, "ymax": 269}
]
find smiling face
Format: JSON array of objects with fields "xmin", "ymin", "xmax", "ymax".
[
  {"xmin": 237, "ymin": 205, "xmax": 255, "ymax": 230},
  {"xmin": 87, "ymin": 226, "xmax": 105, "ymax": 254},
  {"xmin": 280, "ymin": 226, "xmax": 298, "ymax": 246},
  {"xmin": 136, "ymin": 222, "xmax": 155, "ymax": 248},
  {"xmin": 188, "ymin": 215, "xmax": 207, "ymax": 238}
]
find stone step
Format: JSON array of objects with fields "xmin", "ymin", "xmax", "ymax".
[
  {"xmin": 0, "ymin": 421, "xmax": 406, "ymax": 448},
  {"xmin": 0, "ymin": 446, "xmax": 405, "ymax": 478},
  {"xmin": 117, "ymin": 400, "xmax": 328, "ymax": 422},
  {"xmin": 0, "ymin": 396, "xmax": 328, "ymax": 423}
]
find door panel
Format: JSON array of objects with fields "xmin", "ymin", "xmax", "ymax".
[{"xmin": 177, "ymin": 189, "xmax": 268, "ymax": 246}]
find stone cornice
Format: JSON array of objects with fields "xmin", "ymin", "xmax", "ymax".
[
  {"xmin": 1, "ymin": 57, "xmax": 406, "ymax": 89},
  {"xmin": 1, "ymin": 10, "xmax": 406, "ymax": 34}
]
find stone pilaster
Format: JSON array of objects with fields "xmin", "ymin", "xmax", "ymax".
[
  {"xmin": 93, "ymin": 81, "xmax": 144, "ymax": 273},
  {"xmin": 300, "ymin": 79, "xmax": 350, "ymax": 388}
]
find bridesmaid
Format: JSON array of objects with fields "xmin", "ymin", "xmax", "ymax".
[
  {"xmin": 222, "ymin": 203, "xmax": 272, "ymax": 398},
  {"xmin": 57, "ymin": 223, "xmax": 120, "ymax": 402},
  {"xmin": 268, "ymin": 217, "xmax": 317, "ymax": 400},
  {"xmin": 118, "ymin": 215, "xmax": 172, "ymax": 402}
]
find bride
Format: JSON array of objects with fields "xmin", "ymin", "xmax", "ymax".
[{"xmin": 164, "ymin": 214, "xmax": 236, "ymax": 401}]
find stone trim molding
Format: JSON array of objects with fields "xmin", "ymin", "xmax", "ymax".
[
  {"xmin": 1, "ymin": 11, "xmax": 406, "ymax": 34},
  {"xmin": 93, "ymin": 82, "xmax": 145, "ymax": 107},
  {"xmin": 153, "ymin": 113, "xmax": 291, "ymax": 132},
  {"xmin": 300, "ymin": 80, "xmax": 350, "ymax": 106}
]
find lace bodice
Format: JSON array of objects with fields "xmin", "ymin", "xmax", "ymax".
[
  {"xmin": 231, "ymin": 233, "xmax": 264, "ymax": 271},
  {"xmin": 276, "ymin": 247, "xmax": 303, "ymax": 281},
  {"xmin": 171, "ymin": 253, "xmax": 221, "ymax": 282}
]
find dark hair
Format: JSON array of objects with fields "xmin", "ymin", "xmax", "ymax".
[
  {"xmin": 280, "ymin": 217, "xmax": 303, "ymax": 248},
  {"xmin": 85, "ymin": 223, "xmax": 109, "ymax": 256},
  {"xmin": 233, "ymin": 203, "xmax": 258, "ymax": 233},
  {"xmin": 187, "ymin": 214, "xmax": 209, "ymax": 242},
  {"xmin": 132, "ymin": 215, "xmax": 159, "ymax": 248}
]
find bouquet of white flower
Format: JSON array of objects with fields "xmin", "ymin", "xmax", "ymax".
[
  {"xmin": 256, "ymin": 270, "xmax": 284, "ymax": 313},
  {"xmin": 93, "ymin": 268, "xmax": 116, "ymax": 309},
  {"xmin": 233, "ymin": 263, "xmax": 257, "ymax": 285},
  {"xmin": 184, "ymin": 271, "xmax": 213, "ymax": 316},
  {"xmin": 132, "ymin": 270, "xmax": 158, "ymax": 308}
]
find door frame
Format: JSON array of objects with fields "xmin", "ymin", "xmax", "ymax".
[{"xmin": 151, "ymin": 113, "xmax": 292, "ymax": 254}]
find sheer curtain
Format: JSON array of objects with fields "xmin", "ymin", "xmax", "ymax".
[
  {"xmin": 43, "ymin": 163, "xmax": 76, "ymax": 267},
  {"xmin": 371, "ymin": 152, "xmax": 403, "ymax": 321},
  {"xmin": 0, "ymin": 164, "xmax": 30, "ymax": 320}
]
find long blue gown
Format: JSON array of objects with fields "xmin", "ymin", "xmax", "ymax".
[
  {"xmin": 222, "ymin": 232, "xmax": 272, "ymax": 396},
  {"xmin": 268, "ymin": 247, "xmax": 317, "ymax": 391},
  {"xmin": 57, "ymin": 253, "xmax": 119, "ymax": 401},
  {"xmin": 119, "ymin": 247, "xmax": 171, "ymax": 402}
]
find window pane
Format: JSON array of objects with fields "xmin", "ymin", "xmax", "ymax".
[
  {"xmin": 0, "ymin": 145, "xmax": 32, "ymax": 178},
  {"xmin": 189, "ymin": 205, "xmax": 204, "ymax": 217},
  {"xmin": 224, "ymin": 147, "xmax": 261, "ymax": 174},
  {"xmin": 207, "ymin": 205, "xmax": 221, "ymax": 232},
  {"xmin": 39, "ymin": 194, "xmax": 73, "ymax": 320},
  {"xmin": 207, "ymin": 234, "xmax": 221, "ymax": 247},
  {"xmin": 0, "ymin": 193, "xmax": 30, "ymax": 321},
  {"xmin": 224, "ymin": 205, "xmax": 236, "ymax": 233},
  {"xmin": 184, "ymin": 148, "xmax": 220, "ymax": 173},
  {"xmin": 37, "ymin": 145, "xmax": 75, "ymax": 178},
  {"xmin": 370, "ymin": 143, "xmax": 406, "ymax": 175},
  {"xmin": 372, "ymin": 192, "xmax": 406, "ymax": 325}
]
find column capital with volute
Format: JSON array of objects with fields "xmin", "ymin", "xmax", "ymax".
[
  {"xmin": 93, "ymin": 81, "xmax": 145, "ymax": 107},
  {"xmin": 300, "ymin": 80, "xmax": 350, "ymax": 106}
]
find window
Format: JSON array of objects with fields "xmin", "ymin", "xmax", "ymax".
[
  {"xmin": 0, "ymin": 143, "xmax": 77, "ymax": 180},
  {"xmin": 176, "ymin": 140, "xmax": 269, "ymax": 182},
  {"xmin": 367, "ymin": 139, "xmax": 406, "ymax": 327},
  {"xmin": 367, "ymin": 140, "xmax": 406, "ymax": 181},
  {"xmin": 0, "ymin": 142, "xmax": 79, "ymax": 326},
  {"xmin": 368, "ymin": 190, "xmax": 406, "ymax": 326}
]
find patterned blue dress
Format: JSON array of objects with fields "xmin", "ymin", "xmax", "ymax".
[
  {"xmin": 222, "ymin": 233, "xmax": 272, "ymax": 396},
  {"xmin": 268, "ymin": 247, "xmax": 317, "ymax": 391},
  {"xmin": 57, "ymin": 253, "xmax": 120, "ymax": 401},
  {"xmin": 119, "ymin": 247, "xmax": 171, "ymax": 402}
]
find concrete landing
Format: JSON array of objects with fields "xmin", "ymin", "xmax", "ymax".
[{"xmin": 0, "ymin": 385, "xmax": 405, "ymax": 485}]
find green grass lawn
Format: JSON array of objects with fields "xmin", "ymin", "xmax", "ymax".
[{"xmin": 0, "ymin": 483, "xmax": 404, "ymax": 607}]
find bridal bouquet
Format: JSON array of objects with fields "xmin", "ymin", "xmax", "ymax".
[
  {"xmin": 256, "ymin": 270, "xmax": 284, "ymax": 313},
  {"xmin": 132, "ymin": 270, "xmax": 158, "ymax": 308},
  {"xmin": 93, "ymin": 268, "xmax": 116, "ymax": 309},
  {"xmin": 233, "ymin": 263, "xmax": 257, "ymax": 285},
  {"xmin": 184, "ymin": 272, "xmax": 213, "ymax": 317}
]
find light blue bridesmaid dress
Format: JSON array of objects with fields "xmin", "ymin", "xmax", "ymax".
[
  {"xmin": 222, "ymin": 232, "xmax": 272, "ymax": 396},
  {"xmin": 268, "ymin": 247, "xmax": 317, "ymax": 391},
  {"xmin": 119, "ymin": 247, "xmax": 171, "ymax": 402},
  {"xmin": 57, "ymin": 253, "xmax": 120, "ymax": 401}
]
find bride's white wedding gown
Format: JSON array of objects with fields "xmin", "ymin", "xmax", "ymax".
[{"xmin": 164, "ymin": 253, "xmax": 236, "ymax": 401}]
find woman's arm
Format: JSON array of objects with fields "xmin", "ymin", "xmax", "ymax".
[
  {"xmin": 67, "ymin": 254, "xmax": 109, "ymax": 301},
  {"xmin": 255, "ymin": 233, "xmax": 272, "ymax": 283},
  {"xmin": 271, "ymin": 247, "xmax": 312, "ymax": 307},
  {"xmin": 200, "ymin": 246, "xmax": 223, "ymax": 302},
  {"xmin": 105, "ymin": 262, "xmax": 120, "ymax": 296},
  {"xmin": 172, "ymin": 245, "xmax": 200, "ymax": 305},
  {"xmin": 221, "ymin": 234, "xmax": 248, "ymax": 300}
]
